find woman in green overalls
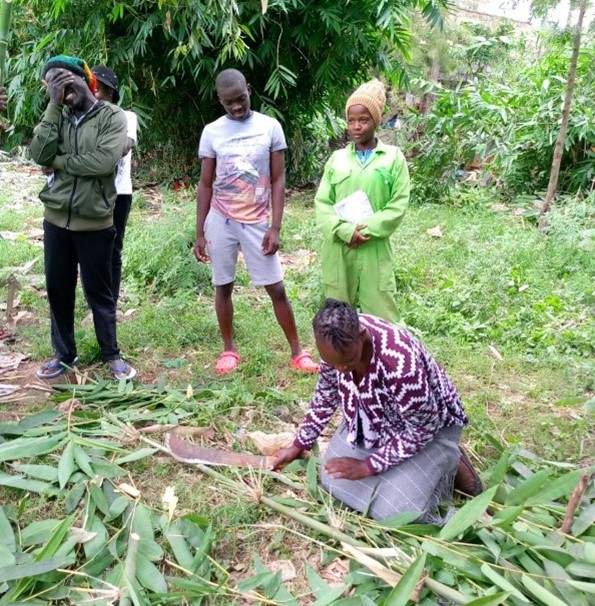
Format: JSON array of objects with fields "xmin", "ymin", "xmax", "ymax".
[{"xmin": 315, "ymin": 79, "xmax": 410, "ymax": 323}]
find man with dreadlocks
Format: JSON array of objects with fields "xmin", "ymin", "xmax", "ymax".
[
  {"xmin": 273, "ymin": 299, "xmax": 482, "ymax": 523},
  {"xmin": 30, "ymin": 55, "xmax": 136, "ymax": 382}
]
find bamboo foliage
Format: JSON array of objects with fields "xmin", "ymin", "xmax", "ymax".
[
  {"xmin": 0, "ymin": 381, "xmax": 593, "ymax": 605},
  {"xmin": 0, "ymin": 0, "xmax": 13, "ymax": 87}
]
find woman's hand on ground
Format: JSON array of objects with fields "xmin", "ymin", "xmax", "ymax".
[
  {"xmin": 324, "ymin": 457, "xmax": 372, "ymax": 480},
  {"xmin": 271, "ymin": 444, "xmax": 304, "ymax": 471}
]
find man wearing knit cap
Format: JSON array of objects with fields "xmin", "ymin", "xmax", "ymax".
[
  {"xmin": 30, "ymin": 55, "xmax": 136, "ymax": 382},
  {"xmin": 314, "ymin": 78, "xmax": 410, "ymax": 323}
]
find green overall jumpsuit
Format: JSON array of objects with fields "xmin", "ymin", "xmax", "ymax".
[{"xmin": 315, "ymin": 140, "xmax": 410, "ymax": 323}]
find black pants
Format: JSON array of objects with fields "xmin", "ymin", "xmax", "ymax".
[
  {"xmin": 44, "ymin": 220, "xmax": 120, "ymax": 362},
  {"xmin": 111, "ymin": 194, "xmax": 132, "ymax": 303}
]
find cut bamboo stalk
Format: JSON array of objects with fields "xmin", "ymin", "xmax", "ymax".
[{"xmin": 561, "ymin": 471, "xmax": 593, "ymax": 534}]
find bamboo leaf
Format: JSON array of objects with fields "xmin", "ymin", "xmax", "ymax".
[
  {"xmin": 384, "ymin": 553, "xmax": 426, "ymax": 606},
  {"xmin": 0, "ymin": 435, "xmax": 64, "ymax": 462},
  {"xmin": 306, "ymin": 455, "xmax": 319, "ymax": 499},
  {"xmin": 22, "ymin": 519, "xmax": 63, "ymax": 546},
  {"xmin": 422, "ymin": 541, "xmax": 486, "ymax": 580},
  {"xmin": 7, "ymin": 516, "xmax": 75, "ymax": 602},
  {"xmin": 132, "ymin": 504, "xmax": 154, "ymax": 540},
  {"xmin": 89, "ymin": 482, "xmax": 110, "ymax": 516},
  {"xmin": 505, "ymin": 469, "xmax": 551, "ymax": 505},
  {"xmin": 525, "ymin": 469, "xmax": 584, "ymax": 506},
  {"xmin": 566, "ymin": 561, "xmax": 595, "ymax": 578},
  {"xmin": 35, "ymin": 515, "xmax": 75, "ymax": 560},
  {"xmin": 0, "ymin": 472, "xmax": 56, "ymax": 495},
  {"xmin": 0, "ymin": 556, "xmax": 71, "ymax": 582},
  {"xmin": 534, "ymin": 546, "xmax": 574, "ymax": 568},
  {"xmin": 312, "ymin": 585, "xmax": 349, "ymax": 606},
  {"xmin": 137, "ymin": 537, "xmax": 164, "ymax": 562},
  {"xmin": 543, "ymin": 560, "xmax": 589, "ymax": 606},
  {"xmin": 480, "ymin": 564, "xmax": 530, "ymax": 603},
  {"xmin": 0, "ymin": 544, "xmax": 15, "ymax": 568},
  {"xmin": 11, "ymin": 464, "xmax": 59, "ymax": 482},
  {"xmin": 0, "ymin": 507, "xmax": 15, "ymax": 551},
  {"xmin": 73, "ymin": 444, "xmax": 94, "ymax": 477},
  {"xmin": 306, "ymin": 563, "xmax": 332, "ymax": 597},
  {"xmin": 83, "ymin": 517, "xmax": 108, "ymax": 560},
  {"xmin": 105, "ymin": 495, "xmax": 131, "ymax": 522},
  {"xmin": 464, "ymin": 592, "xmax": 512, "ymax": 605},
  {"xmin": 163, "ymin": 520, "xmax": 194, "ymax": 569},
  {"xmin": 521, "ymin": 573, "xmax": 569, "ymax": 606},
  {"xmin": 379, "ymin": 511, "xmax": 421, "ymax": 528},
  {"xmin": 486, "ymin": 447, "xmax": 512, "ymax": 487},
  {"xmin": 191, "ymin": 523, "xmax": 212, "ymax": 576},
  {"xmin": 65, "ymin": 480, "xmax": 87, "ymax": 514},
  {"xmin": 439, "ymin": 486, "xmax": 497, "ymax": 541},
  {"xmin": 58, "ymin": 441, "xmax": 75, "ymax": 488},
  {"xmin": 135, "ymin": 553, "xmax": 168, "ymax": 594},
  {"xmin": 115, "ymin": 447, "xmax": 157, "ymax": 464},
  {"xmin": 567, "ymin": 580, "xmax": 595, "ymax": 594}
]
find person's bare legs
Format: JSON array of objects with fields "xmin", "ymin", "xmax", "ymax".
[
  {"xmin": 215, "ymin": 282, "xmax": 236, "ymax": 352},
  {"xmin": 264, "ymin": 281, "xmax": 301, "ymax": 358}
]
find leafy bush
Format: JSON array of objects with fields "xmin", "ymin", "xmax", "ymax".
[
  {"xmin": 407, "ymin": 32, "xmax": 595, "ymax": 201},
  {"xmin": 3, "ymin": 0, "xmax": 447, "ymax": 184}
]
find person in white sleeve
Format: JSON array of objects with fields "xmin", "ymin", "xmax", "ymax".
[{"xmin": 92, "ymin": 65, "xmax": 138, "ymax": 305}]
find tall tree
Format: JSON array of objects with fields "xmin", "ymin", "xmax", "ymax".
[
  {"xmin": 5, "ymin": 0, "xmax": 449, "ymax": 182},
  {"xmin": 538, "ymin": 0, "xmax": 588, "ymax": 229}
]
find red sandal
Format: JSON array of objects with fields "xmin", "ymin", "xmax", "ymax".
[
  {"xmin": 290, "ymin": 352, "xmax": 319, "ymax": 374},
  {"xmin": 215, "ymin": 351, "xmax": 240, "ymax": 375}
]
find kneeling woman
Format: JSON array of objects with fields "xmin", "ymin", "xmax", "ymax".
[{"xmin": 273, "ymin": 299, "xmax": 481, "ymax": 523}]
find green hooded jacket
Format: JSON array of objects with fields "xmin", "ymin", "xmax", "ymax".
[{"xmin": 30, "ymin": 102, "xmax": 127, "ymax": 231}]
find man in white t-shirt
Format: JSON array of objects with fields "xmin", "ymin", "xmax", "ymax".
[
  {"xmin": 92, "ymin": 65, "xmax": 138, "ymax": 304},
  {"xmin": 194, "ymin": 69, "xmax": 318, "ymax": 375}
]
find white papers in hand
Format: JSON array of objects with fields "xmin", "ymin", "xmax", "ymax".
[{"xmin": 334, "ymin": 190, "xmax": 374, "ymax": 224}]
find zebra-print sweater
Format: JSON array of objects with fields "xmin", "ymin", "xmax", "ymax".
[{"xmin": 295, "ymin": 315, "xmax": 468, "ymax": 475}]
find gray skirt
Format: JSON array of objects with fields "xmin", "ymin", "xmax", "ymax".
[{"xmin": 320, "ymin": 424, "xmax": 462, "ymax": 523}]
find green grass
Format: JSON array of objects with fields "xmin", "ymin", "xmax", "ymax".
[
  {"xmin": 0, "ymin": 161, "xmax": 593, "ymax": 603},
  {"xmin": 1, "ymin": 163, "xmax": 593, "ymax": 462}
]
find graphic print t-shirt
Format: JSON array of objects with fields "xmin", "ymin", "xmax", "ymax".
[{"xmin": 198, "ymin": 111, "xmax": 287, "ymax": 224}]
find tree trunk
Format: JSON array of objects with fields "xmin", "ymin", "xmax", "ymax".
[
  {"xmin": 0, "ymin": 0, "xmax": 13, "ymax": 87},
  {"xmin": 538, "ymin": 0, "xmax": 587, "ymax": 230}
]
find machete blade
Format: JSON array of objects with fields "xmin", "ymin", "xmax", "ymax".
[{"xmin": 165, "ymin": 432, "xmax": 272, "ymax": 468}]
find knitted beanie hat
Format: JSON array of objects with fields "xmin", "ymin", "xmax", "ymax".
[
  {"xmin": 42, "ymin": 55, "xmax": 96, "ymax": 93},
  {"xmin": 345, "ymin": 78, "xmax": 386, "ymax": 127}
]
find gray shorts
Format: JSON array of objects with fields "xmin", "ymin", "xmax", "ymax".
[{"xmin": 204, "ymin": 210, "xmax": 283, "ymax": 286}]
